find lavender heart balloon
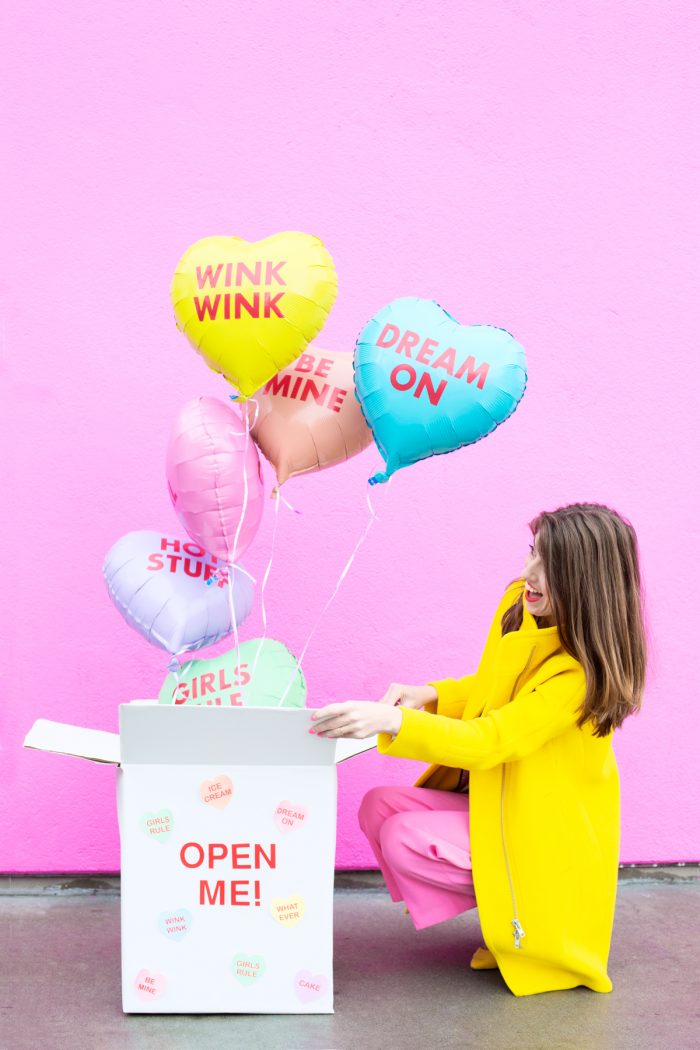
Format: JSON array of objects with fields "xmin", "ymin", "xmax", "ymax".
[{"xmin": 103, "ymin": 530, "xmax": 254, "ymax": 654}]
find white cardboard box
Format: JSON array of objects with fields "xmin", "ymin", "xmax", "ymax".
[{"xmin": 24, "ymin": 705, "xmax": 376, "ymax": 1014}]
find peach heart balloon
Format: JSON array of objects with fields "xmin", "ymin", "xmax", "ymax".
[
  {"xmin": 170, "ymin": 233, "xmax": 338, "ymax": 399},
  {"xmin": 245, "ymin": 347, "xmax": 373, "ymax": 485}
]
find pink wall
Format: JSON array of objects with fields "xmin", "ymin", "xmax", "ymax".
[{"xmin": 2, "ymin": 2, "xmax": 698, "ymax": 872}]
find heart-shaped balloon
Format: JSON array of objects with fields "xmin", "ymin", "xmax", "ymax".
[
  {"xmin": 354, "ymin": 298, "xmax": 527, "ymax": 484},
  {"xmin": 245, "ymin": 347, "xmax": 373, "ymax": 485},
  {"xmin": 103, "ymin": 531, "xmax": 254, "ymax": 654},
  {"xmin": 158, "ymin": 639, "xmax": 306, "ymax": 708},
  {"xmin": 170, "ymin": 233, "xmax": 338, "ymax": 398},
  {"xmin": 167, "ymin": 397, "xmax": 264, "ymax": 562}
]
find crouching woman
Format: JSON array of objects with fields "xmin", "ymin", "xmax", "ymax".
[{"xmin": 310, "ymin": 503, "xmax": 647, "ymax": 996}]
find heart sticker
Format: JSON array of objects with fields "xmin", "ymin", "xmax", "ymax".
[
  {"xmin": 270, "ymin": 895, "xmax": 305, "ymax": 927},
  {"xmin": 232, "ymin": 954, "xmax": 267, "ymax": 986},
  {"xmin": 141, "ymin": 810, "xmax": 174, "ymax": 843},
  {"xmin": 171, "ymin": 232, "xmax": 338, "ymax": 399},
  {"xmin": 274, "ymin": 801, "xmax": 308, "ymax": 833},
  {"xmin": 158, "ymin": 910, "xmax": 193, "ymax": 942},
  {"xmin": 294, "ymin": 970, "xmax": 328, "ymax": 1003},
  {"xmin": 200, "ymin": 776, "xmax": 234, "ymax": 810},
  {"xmin": 354, "ymin": 297, "xmax": 527, "ymax": 484},
  {"xmin": 158, "ymin": 638, "xmax": 306, "ymax": 708},
  {"xmin": 134, "ymin": 969, "xmax": 166, "ymax": 1002}
]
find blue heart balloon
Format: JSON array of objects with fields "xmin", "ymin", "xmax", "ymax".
[{"xmin": 353, "ymin": 298, "xmax": 528, "ymax": 485}]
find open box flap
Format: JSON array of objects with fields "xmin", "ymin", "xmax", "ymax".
[
  {"xmin": 334, "ymin": 736, "xmax": 378, "ymax": 763},
  {"xmin": 119, "ymin": 705, "xmax": 378, "ymax": 765},
  {"xmin": 120, "ymin": 705, "xmax": 332, "ymax": 765},
  {"xmin": 23, "ymin": 710, "xmax": 378, "ymax": 767},
  {"xmin": 23, "ymin": 719, "xmax": 120, "ymax": 765}
]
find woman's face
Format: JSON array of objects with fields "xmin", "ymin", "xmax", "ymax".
[{"xmin": 523, "ymin": 535, "xmax": 554, "ymax": 624}]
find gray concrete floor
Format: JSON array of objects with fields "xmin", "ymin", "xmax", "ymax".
[{"xmin": 1, "ymin": 869, "xmax": 698, "ymax": 1050}]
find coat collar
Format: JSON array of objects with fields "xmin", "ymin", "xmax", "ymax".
[{"xmin": 498, "ymin": 586, "xmax": 563, "ymax": 669}]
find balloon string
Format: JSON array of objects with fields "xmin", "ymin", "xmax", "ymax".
[
  {"xmin": 249, "ymin": 485, "xmax": 281, "ymax": 686},
  {"xmin": 276, "ymin": 483, "xmax": 384, "ymax": 708},
  {"xmin": 170, "ymin": 398, "xmax": 259, "ymax": 702},
  {"xmin": 272, "ymin": 488, "xmax": 302, "ymax": 515},
  {"xmin": 166, "ymin": 656, "xmax": 182, "ymax": 700},
  {"xmin": 225, "ymin": 398, "xmax": 259, "ymax": 678},
  {"xmin": 166, "ymin": 654, "xmax": 195, "ymax": 702}
]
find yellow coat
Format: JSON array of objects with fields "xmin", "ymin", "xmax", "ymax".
[{"xmin": 376, "ymin": 580, "xmax": 620, "ymax": 996}]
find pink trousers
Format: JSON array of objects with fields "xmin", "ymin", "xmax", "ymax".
[{"xmin": 358, "ymin": 785, "xmax": 478, "ymax": 931}]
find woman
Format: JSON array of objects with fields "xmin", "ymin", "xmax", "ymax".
[{"xmin": 309, "ymin": 503, "xmax": 646, "ymax": 996}]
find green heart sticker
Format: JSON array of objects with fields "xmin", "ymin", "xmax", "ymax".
[
  {"xmin": 158, "ymin": 638, "xmax": 306, "ymax": 709},
  {"xmin": 232, "ymin": 953, "xmax": 267, "ymax": 986},
  {"xmin": 141, "ymin": 810, "xmax": 174, "ymax": 843}
]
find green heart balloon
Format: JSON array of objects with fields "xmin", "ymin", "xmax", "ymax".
[{"xmin": 159, "ymin": 638, "xmax": 306, "ymax": 708}]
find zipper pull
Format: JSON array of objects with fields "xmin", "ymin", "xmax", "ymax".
[{"xmin": 511, "ymin": 919, "xmax": 526, "ymax": 949}]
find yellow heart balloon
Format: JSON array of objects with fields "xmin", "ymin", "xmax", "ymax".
[{"xmin": 171, "ymin": 232, "xmax": 338, "ymax": 398}]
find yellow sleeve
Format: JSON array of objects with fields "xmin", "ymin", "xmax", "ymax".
[
  {"xmin": 424, "ymin": 675, "xmax": 476, "ymax": 720},
  {"xmin": 377, "ymin": 670, "xmax": 585, "ymax": 771}
]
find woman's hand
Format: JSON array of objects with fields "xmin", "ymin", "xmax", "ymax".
[
  {"xmin": 310, "ymin": 700, "xmax": 402, "ymax": 739},
  {"xmin": 378, "ymin": 682, "xmax": 439, "ymax": 710},
  {"xmin": 309, "ymin": 683, "xmax": 439, "ymax": 739}
]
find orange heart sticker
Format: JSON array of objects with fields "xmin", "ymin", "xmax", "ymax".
[{"xmin": 199, "ymin": 775, "xmax": 234, "ymax": 810}]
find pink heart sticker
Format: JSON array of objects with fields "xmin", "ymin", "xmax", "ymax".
[
  {"xmin": 134, "ymin": 969, "xmax": 166, "ymax": 1002},
  {"xmin": 294, "ymin": 970, "xmax": 328, "ymax": 1003},
  {"xmin": 200, "ymin": 775, "xmax": 234, "ymax": 810},
  {"xmin": 274, "ymin": 800, "xmax": 308, "ymax": 833}
]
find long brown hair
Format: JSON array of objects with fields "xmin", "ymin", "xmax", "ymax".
[{"xmin": 501, "ymin": 503, "xmax": 647, "ymax": 737}]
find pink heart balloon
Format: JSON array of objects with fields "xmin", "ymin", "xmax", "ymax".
[{"xmin": 167, "ymin": 397, "xmax": 264, "ymax": 562}]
